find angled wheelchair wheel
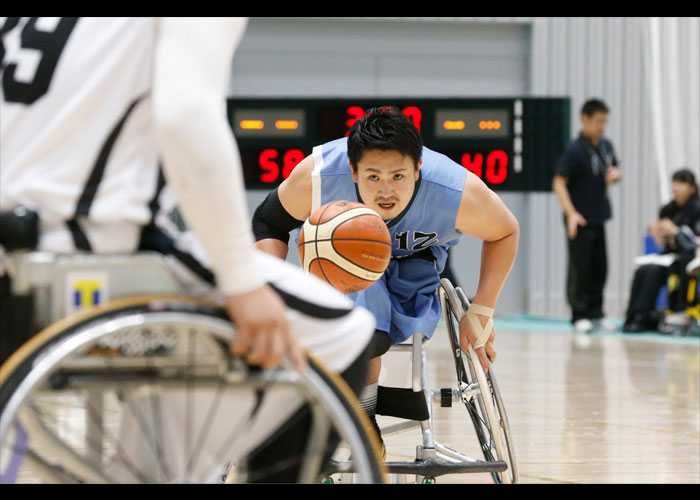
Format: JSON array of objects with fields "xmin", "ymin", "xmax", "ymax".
[
  {"xmin": 0, "ymin": 296, "xmax": 385, "ymax": 484},
  {"xmin": 438, "ymin": 280, "xmax": 518, "ymax": 484}
]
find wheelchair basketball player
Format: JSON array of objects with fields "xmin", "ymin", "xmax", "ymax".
[
  {"xmin": 1, "ymin": 17, "xmax": 376, "ymax": 482},
  {"xmin": 253, "ymin": 107, "xmax": 520, "ymax": 457}
]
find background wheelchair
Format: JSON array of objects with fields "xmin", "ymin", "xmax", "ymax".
[
  {"xmin": 324, "ymin": 278, "xmax": 518, "ymax": 484},
  {"xmin": 0, "ymin": 250, "xmax": 385, "ymax": 484}
]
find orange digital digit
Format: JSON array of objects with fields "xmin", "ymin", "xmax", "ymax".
[
  {"xmin": 444, "ymin": 120, "xmax": 465, "ymax": 130},
  {"xmin": 241, "ymin": 120, "xmax": 264, "ymax": 130},
  {"xmin": 275, "ymin": 120, "xmax": 299, "ymax": 130}
]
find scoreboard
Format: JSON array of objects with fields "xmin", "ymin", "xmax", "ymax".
[{"xmin": 227, "ymin": 98, "xmax": 570, "ymax": 192}]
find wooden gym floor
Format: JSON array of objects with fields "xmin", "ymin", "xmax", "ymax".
[
  {"xmin": 9, "ymin": 316, "xmax": 699, "ymax": 484},
  {"xmin": 380, "ymin": 317, "xmax": 700, "ymax": 484}
]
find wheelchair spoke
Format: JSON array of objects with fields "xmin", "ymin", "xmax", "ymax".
[
  {"xmin": 184, "ymin": 327, "xmax": 195, "ymax": 480},
  {"xmin": 185, "ymin": 377, "xmax": 227, "ymax": 478},
  {"xmin": 32, "ymin": 379, "xmax": 154, "ymax": 483},
  {"xmin": 80, "ymin": 390, "xmax": 153, "ymax": 483},
  {"xmin": 1, "ymin": 302, "xmax": 385, "ymax": 484},
  {"xmin": 21, "ymin": 398, "xmax": 149, "ymax": 483},
  {"xmin": 115, "ymin": 383, "xmax": 171, "ymax": 480}
]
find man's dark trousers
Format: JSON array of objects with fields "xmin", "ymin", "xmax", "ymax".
[{"xmin": 567, "ymin": 224, "xmax": 607, "ymax": 323}]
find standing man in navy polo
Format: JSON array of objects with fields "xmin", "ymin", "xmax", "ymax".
[{"xmin": 553, "ymin": 99, "xmax": 622, "ymax": 333}]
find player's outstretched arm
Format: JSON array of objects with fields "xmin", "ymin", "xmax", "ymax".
[
  {"xmin": 455, "ymin": 172, "xmax": 520, "ymax": 372},
  {"xmin": 152, "ymin": 18, "xmax": 304, "ymax": 371}
]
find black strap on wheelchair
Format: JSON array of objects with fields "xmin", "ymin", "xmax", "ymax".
[
  {"xmin": 146, "ymin": 166, "xmax": 167, "ymax": 225},
  {"xmin": 138, "ymin": 223, "xmax": 216, "ymax": 285},
  {"xmin": 137, "ymin": 166, "xmax": 219, "ymax": 284},
  {"xmin": 377, "ymin": 386, "xmax": 430, "ymax": 421},
  {"xmin": 66, "ymin": 94, "xmax": 148, "ymax": 251},
  {"xmin": 65, "ymin": 219, "xmax": 91, "ymax": 251}
]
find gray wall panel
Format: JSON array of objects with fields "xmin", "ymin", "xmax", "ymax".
[
  {"xmin": 232, "ymin": 17, "xmax": 698, "ymax": 320},
  {"xmin": 232, "ymin": 17, "xmax": 531, "ymax": 314},
  {"xmin": 527, "ymin": 17, "xmax": 700, "ymax": 319},
  {"xmin": 230, "ymin": 18, "xmax": 531, "ymax": 98}
]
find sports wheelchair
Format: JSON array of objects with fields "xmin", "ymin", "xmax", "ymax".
[
  {"xmin": 0, "ymin": 250, "xmax": 385, "ymax": 484},
  {"xmin": 324, "ymin": 278, "xmax": 518, "ymax": 484}
]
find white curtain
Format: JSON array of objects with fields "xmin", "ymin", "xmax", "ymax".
[{"xmin": 641, "ymin": 17, "xmax": 700, "ymax": 203}]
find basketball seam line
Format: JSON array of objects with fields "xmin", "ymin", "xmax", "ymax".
[
  {"xmin": 314, "ymin": 202, "xmax": 333, "ymax": 286},
  {"xmin": 310, "ymin": 205, "xmax": 379, "ymax": 226},
  {"xmin": 298, "ymin": 238, "xmax": 392, "ymax": 246},
  {"xmin": 328, "ymin": 213, "xmax": 390, "ymax": 247},
  {"xmin": 305, "ymin": 257, "xmax": 380, "ymax": 281}
]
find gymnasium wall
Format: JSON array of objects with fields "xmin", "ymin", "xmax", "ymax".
[{"xmin": 231, "ymin": 17, "xmax": 699, "ymax": 318}]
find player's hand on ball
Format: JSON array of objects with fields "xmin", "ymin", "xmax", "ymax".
[
  {"xmin": 227, "ymin": 285, "xmax": 307, "ymax": 372},
  {"xmin": 458, "ymin": 314, "xmax": 497, "ymax": 373}
]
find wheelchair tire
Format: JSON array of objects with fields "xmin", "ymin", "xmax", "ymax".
[
  {"xmin": 0, "ymin": 295, "xmax": 385, "ymax": 484},
  {"xmin": 438, "ymin": 280, "xmax": 518, "ymax": 484}
]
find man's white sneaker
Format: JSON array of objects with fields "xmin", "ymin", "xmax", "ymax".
[{"xmin": 573, "ymin": 318, "xmax": 593, "ymax": 333}]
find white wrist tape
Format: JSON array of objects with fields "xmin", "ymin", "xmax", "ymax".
[{"xmin": 464, "ymin": 304, "xmax": 494, "ymax": 348}]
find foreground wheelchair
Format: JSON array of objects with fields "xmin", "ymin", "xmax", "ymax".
[
  {"xmin": 0, "ymin": 251, "xmax": 385, "ymax": 483},
  {"xmin": 324, "ymin": 278, "xmax": 518, "ymax": 484}
]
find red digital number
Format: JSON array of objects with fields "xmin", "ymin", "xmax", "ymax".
[
  {"xmin": 282, "ymin": 149, "xmax": 304, "ymax": 179},
  {"xmin": 345, "ymin": 105, "xmax": 423, "ymax": 136},
  {"xmin": 485, "ymin": 150, "xmax": 508, "ymax": 184},
  {"xmin": 345, "ymin": 106, "xmax": 365, "ymax": 136},
  {"xmin": 461, "ymin": 153, "xmax": 483, "ymax": 178},
  {"xmin": 402, "ymin": 106, "xmax": 422, "ymax": 133},
  {"xmin": 461, "ymin": 150, "xmax": 508, "ymax": 185},
  {"xmin": 260, "ymin": 149, "xmax": 304, "ymax": 183},
  {"xmin": 260, "ymin": 149, "xmax": 280, "ymax": 183}
]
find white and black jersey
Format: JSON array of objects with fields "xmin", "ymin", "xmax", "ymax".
[
  {"xmin": 1, "ymin": 16, "xmax": 375, "ymax": 374},
  {"xmin": 1, "ymin": 19, "xmax": 377, "ymax": 483},
  {"xmin": 1, "ymin": 17, "xmax": 160, "ymax": 253}
]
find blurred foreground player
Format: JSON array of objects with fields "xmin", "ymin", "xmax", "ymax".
[
  {"xmin": 1, "ymin": 17, "xmax": 375, "ymax": 482},
  {"xmin": 253, "ymin": 107, "xmax": 520, "ymax": 456}
]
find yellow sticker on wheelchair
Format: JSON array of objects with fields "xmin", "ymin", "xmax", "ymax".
[{"xmin": 66, "ymin": 273, "xmax": 110, "ymax": 314}]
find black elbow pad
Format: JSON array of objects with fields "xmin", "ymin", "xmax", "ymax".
[{"xmin": 252, "ymin": 188, "xmax": 305, "ymax": 244}]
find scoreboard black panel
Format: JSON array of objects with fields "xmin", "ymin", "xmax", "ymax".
[{"xmin": 227, "ymin": 98, "xmax": 571, "ymax": 192}]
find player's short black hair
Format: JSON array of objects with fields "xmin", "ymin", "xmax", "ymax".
[
  {"xmin": 581, "ymin": 98, "xmax": 609, "ymax": 117},
  {"xmin": 347, "ymin": 107, "xmax": 423, "ymax": 170},
  {"xmin": 672, "ymin": 168, "xmax": 698, "ymax": 190}
]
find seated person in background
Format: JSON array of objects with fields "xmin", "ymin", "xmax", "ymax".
[{"xmin": 622, "ymin": 168, "xmax": 700, "ymax": 333}]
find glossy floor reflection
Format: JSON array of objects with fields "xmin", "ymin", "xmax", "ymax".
[
  {"xmin": 380, "ymin": 323, "xmax": 700, "ymax": 484},
  {"xmin": 10, "ymin": 321, "xmax": 699, "ymax": 484}
]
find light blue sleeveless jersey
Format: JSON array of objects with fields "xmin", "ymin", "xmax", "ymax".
[{"xmin": 300, "ymin": 137, "xmax": 468, "ymax": 344}]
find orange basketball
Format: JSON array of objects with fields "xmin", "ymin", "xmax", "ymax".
[{"xmin": 298, "ymin": 200, "xmax": 392, "ymax": 294}]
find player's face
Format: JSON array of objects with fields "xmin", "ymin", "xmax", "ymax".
[
  {"xmin": 351, "ymin": 149, "xmax": 421, "ymax": 221},
  {"xmin": 672, "ymin": 180, "xmax": 696, "ymax": 205},
  {"xmin": 581, "ymin": 111, "xmax": 608, "ymax": 141}
]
